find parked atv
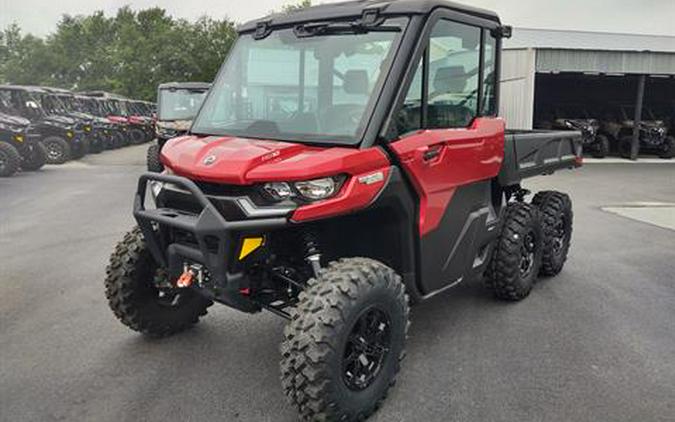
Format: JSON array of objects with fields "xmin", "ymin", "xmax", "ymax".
[
  {"xmin": 105, "ymin": 2, "xmax": 582, "ymax": 420},
  {"xmin": 42, "ymin": 89, "xmax": 111, "ymax": 154},
  {"xmin": 0, "ymin": 109, "xmax": 47, "ymax": 177},
  {"xmin": 548, "ymin": 105, "xmax": 609, "ymax": 158},
  {"xmin": 0, "ymin": 85, "xmax": 87, "ymax": 164},
  {"xmin": 146, "ymin": 82, "xmax": 210, "ymax": 172},
  {"xmin": 605, "ymin": 104, "xmax": 673, "ymax": 159}
]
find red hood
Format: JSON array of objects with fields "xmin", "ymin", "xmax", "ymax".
[
  {"xmin": 107, "ymin": 115, "xmax": 128, "ymax": 124},
  {"xmin": 160, "ymin": 135, "xmax": 390, "ymax": 185}
]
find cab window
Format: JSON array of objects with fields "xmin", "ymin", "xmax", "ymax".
[{"xmin": 395, "ymin": 18, "xmax": 496, "ymax": 136}]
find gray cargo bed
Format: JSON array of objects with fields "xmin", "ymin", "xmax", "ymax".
[{"xmin": 499, "ymin": 130, "xmax": 583, "ymax": 186}]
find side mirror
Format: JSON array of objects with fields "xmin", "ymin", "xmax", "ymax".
[{"xmin": 492, "ymin": 25, "xmax": 512, "ymax": 39}]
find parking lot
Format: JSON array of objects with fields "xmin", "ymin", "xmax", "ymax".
[{"xmin": 1, "ymin": 145, "xmax": 674, "ymax": 422}]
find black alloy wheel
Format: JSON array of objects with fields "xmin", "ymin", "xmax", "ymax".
[{"xmin": 342, "ymin": 306, "xmax": 392, "ymax": 391}]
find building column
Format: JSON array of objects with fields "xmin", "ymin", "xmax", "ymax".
[{"xmin": 631, "ymin": 74, "xmax": 646, "ymax": 161}]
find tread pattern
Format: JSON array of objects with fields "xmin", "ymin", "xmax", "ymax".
[
  {"xmin": 146, "ymin": 143, "xmax": 164, "ymax": 172},
  {"xmin": 280, "ymin": 258, "xmax": 409, "ymax": 421},
  {"xmin": 105, "ymin": 227, "xmax": 212, "ymax": 337},
  {"xmin": 0, "ymin": 142, "xmax": 21, "ymax": 177},
  {"xmin": 486, "ymin": 202, "xmax": 542, "ymax": 301},
  {"xmin": 42, "ymin": 136, "xmax": 72, "ymax": 164},
  {"xmin": 532, "ymin": 191, "xmax": 573, "ymax": 276}
]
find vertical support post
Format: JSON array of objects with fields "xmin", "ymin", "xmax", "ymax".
[{"xmin": 631, "ymin": 74, "xmax": 646, "ymax": 160}]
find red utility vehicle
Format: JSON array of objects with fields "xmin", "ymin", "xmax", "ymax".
[{"xmin": 105, "ymin": 1, "xmax": 582, "ymax": 420}]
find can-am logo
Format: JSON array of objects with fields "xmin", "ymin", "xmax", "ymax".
[{"xmin": 203, "ymin": 155, "xmax": 217, "ymax": 166}]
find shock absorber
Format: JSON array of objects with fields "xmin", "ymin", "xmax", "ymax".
[{"xmin": 301, "ymin": 229, "xmax": 322, "ymax": 277}]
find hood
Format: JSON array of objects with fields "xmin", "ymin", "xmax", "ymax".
[
  {"xmin": 43, "ymin": 114, "xmax": 76, "ymax": 126},
  {"xmin": 108, "ymin": 115, "xmax": 128, "ymax": 124},
  {"xmin": 161, "ymin": 135, "xmax": 389, "ymax": 185},
  {"xmin": 158, "ymin": 119, "xmax": 192, "ymax": 132},
  {"xmin": 0, "ymin": 112, "xmax": 30, "ymax": 127}
]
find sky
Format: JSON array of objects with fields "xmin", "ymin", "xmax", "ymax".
[{"xmin": 1, "ymin": 0, "xmax": 674, "ymax": 37}]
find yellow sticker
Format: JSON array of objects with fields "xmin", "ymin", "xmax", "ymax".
[{"xmin": 238, "ymin": 237, "xmax": 264, "ymax": 260}]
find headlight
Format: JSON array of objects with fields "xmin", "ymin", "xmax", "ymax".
[
  {"xmin": 263, "ymin": 182, "xmax": 294, "ymax": 201},
  {"xmin": 84, "ymin": 125, "xmax": 92, "ymax": 132},
  {"xmin": 66, "ymin": 131, "xmax": 74, "ymax": 138},
  {"xmin": 295, "ymin": 178, "xmax": 338, "ymax": 200},
  {"xmin": 263, "ymin": 177, "xmax": 344, "ymax": 202},
  {"xmin": 14, "ymin": 134, "xmax": 24, "ymax": 143}
]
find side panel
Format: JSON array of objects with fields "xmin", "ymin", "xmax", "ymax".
[
  {"xmin": 389, "ymin": 117, "xmax": 504, "ymax": 235},
  {"xmin": 389, "ymin": 117, "xmax": 505, "ymax": 294}
]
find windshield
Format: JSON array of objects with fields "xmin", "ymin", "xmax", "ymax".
[
  {"xmin": 191, "ymin": 18, "xmax": 407, "ymax": 144},
  {"xmin": 159, "ymin": 89, "xmax": 208, "ymax": 121}
]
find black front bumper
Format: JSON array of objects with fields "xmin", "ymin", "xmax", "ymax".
[{"xmin": 133, "ymin": 173, "xmax": 288, "ymax": 312}]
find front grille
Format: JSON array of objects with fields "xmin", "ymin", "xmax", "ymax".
[{"xmin": 158, "ymin": 185, "xmax": 248, "ymax": 221}]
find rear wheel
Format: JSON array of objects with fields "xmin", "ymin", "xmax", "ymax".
[
  {"xmin": 281, "ymin": 258, "xmax": 409, "ymax": 421},
  {"xmin": 146, "ymin": 143, "xmax": 164, "ymax": 172},
  {"xmin": 486, "ymin": 202, "xmax": 543, "ymax": 301},
  {"xmin": 71, "ymin": 138, "xmax": 89, "ymax": 159},
  {"xmin": 619, "ymin": 136, "xmax": 635, "ymax": 159},
  {"xmin": 105, "ymin": 227, "xmax": 213, "ymax": 337},
  {"xmin": 129, "ymin": 128, "xmax": 147, "ymax": 145},
  {"xmin": 89, "ymin": 136, "xmax": 105, "ymax": 154},
  {"xmin": 20, "ymin": 142, "xmax": 47, "ymax": 171},
  {"xmin": 591, "ymin": 134, "xmax": 610, "ymax": 158},
  {"xmin": 659, "ymin": 136, "xmax": 674, "ymax": 159},
  {"xmin": 0, "ymin": 142, "xmax": 21, "ymax": 177},
  {"xmin": 532, "ymin": 191, "xmax": 573, "ymax": 276},
  {"xmin": 42, "ymin": 136, "xmax": 71, "ymax": 164}
]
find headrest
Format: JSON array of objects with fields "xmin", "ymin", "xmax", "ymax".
[
  {"xmin": 343, "ymin": 70, "xmax": 369, "ymax": 95},
  {"xmin": 433, "ymin": 66, "xmax": 467, "ymax": 94}
]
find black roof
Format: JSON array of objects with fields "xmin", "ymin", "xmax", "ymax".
[
  {"xmin": 158, "ymin": 82, "xmax": 211, "ymax": 91},
  {"xmin": 239, "ymin": 0, "xmax": 500, "ymax": 32},
  {"xmin": 0, "ymin": 85, "xmax": 50, "ymax": 93}
]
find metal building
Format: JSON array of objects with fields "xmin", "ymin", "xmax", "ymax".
[{"xmin": 500, "ymin": 28, "xmax": 675, "ymax": 137}]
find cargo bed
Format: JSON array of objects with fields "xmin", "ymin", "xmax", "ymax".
[{"xmin": 499, "ymin": 130, "xmax": 583, "ymax": 186}]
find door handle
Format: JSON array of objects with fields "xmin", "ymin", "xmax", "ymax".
[
  {"xmin": 416, "ymin": 144, "xmax": 444, "ymax": 163},
  {"xmin": 423, "ymin": 147, "xmax": 442, "ymax": 161}
]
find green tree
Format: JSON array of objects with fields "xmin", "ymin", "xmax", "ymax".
[
  {"xmin": 282, "ymin": 0, "xmax": 312, "ymax": 13},
  {"xmin": 0, "ymin": 8, "xmax": 237, "ymax": 101}
]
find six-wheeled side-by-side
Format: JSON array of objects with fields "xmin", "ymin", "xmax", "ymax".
[
  {"xmin": 146, "ymin": 82, "xmax": 210, "ymax": 172},
  {"xmin": 104, "ymin": 1, "xmax": 582, "ymax": 420}
]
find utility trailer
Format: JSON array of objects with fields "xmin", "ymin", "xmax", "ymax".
[{"xmin": 104, "ymin": 1, "xmax": 582, "ymax": 420}]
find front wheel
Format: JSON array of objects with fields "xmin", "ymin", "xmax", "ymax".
[
  {"xmin": 146, "ymin": 143, "xmax": 164, "ymax": 172},
  {"xmin": 0, "ymin": 141, "xmax": 21, "ymax": 177},
  {"xmin": 105, "ymin": 227, "xmax": 213, "ymax": 337},
  {"xmin": 20, "ymin": 142, "xmax": 48, "ymax": 171},
  {"xmin": 281, "ymin": 258, "xmax": 409, "ymax": 421},
  {"xmin": 42, "ymin": 136, "xmax": 72, "ymax": 164},
  {"xmin": 659, "ymin": 136, "xmax": 674, "ymax": 159}
]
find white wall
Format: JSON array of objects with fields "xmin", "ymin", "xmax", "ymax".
[{"xmin": 499, "ymin": 49, "xmax": 536, "ymax": 130}]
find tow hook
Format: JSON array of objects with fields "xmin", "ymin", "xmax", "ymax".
[{"xmin": 176, "ymin": 263, "xmax": 204, "ymax": 288}]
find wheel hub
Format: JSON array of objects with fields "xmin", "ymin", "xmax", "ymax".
[
  {"xmin": 46, "ymin": 143, "xmax": 63, "ymax": 160},
  {"xmin": 342, "ymin": 307, "xmax": 391, "ymax": 391},
  {"xmin": 520, "ymin": 231, "xmax": 536, "ymax": 277},
  {"xmin": 552, "ymin": 218, "xmax": 566, "ymax": 254}
]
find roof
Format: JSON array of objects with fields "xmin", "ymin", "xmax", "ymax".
[
  {"xmin": 0, "ymin": 85, "xmax": 50, "ymax": 93},
  {"xmin": 505, "ymin": 27, "xmax": 675, "ymax": 54},
  {"xmin": 239, "ymin": 0, "xmax": 500, "ymax": 32},
  {"xmin": 158, "ymin": 82, "xmax": 211, "ymax": 91}
]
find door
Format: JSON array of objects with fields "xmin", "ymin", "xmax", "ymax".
[{"xmin": 389, "ymin": 18, "xmax": 504, "ymax": 295}]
